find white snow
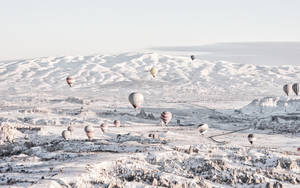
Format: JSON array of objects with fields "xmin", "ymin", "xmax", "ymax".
[
  {"xmin": 0, "ymin": 52, "xmax": 299, "ymax": 187},
  {"xmin": 241, "ymin": 96, "xmax": 300, "ymax": 115}
]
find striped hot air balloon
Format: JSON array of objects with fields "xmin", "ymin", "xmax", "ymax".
[
  {"xmin": 62, "ymin": 130, "xmax": 71, "ymax": 140},
  {"xmin": 198, "ymin": 123, "xmax": 208, "ymax": 135},
  {"xmin": 248, "ymin": 134, "xmax": 255, "ymax": 145},
  {"xmin": 128, "ymin": 92, "xmax": 144, "ymax": 109},
  {"xmin": 150, "ymin": 67, "xmax": 158, "ymax": 78},
  {"xmin": 292, "ymin": 83, "xmax": 300, "ymax": 96},
  {"xmin": 100, "ymin": 122, "xmax": 108, "ymax": 133},
  {"xmin": 114, "ymin": 120, "xmax": 120, "ymax": 127},
  {"xmin": 66, "ymin": 76, "xmax": 73, "ymax": 87},
  {"xmin": 160, "ymin": 111, "xmax": 172, "ymax": 126},
  {"xmin": 283, "ymin": 84, "xmax": 292, "ymax": 96}
]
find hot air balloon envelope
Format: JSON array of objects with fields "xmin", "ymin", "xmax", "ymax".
[
  {"xmin": 198, "ymin": 124, "xmax": 208, "ymax": 135},
  {"xmin": 150, "ymin": 67, "xmax": 158, "ymax": 78},
  {"xmin": 160, "ymin": 111, "xmax": 172, "ymax": 125},
  {"xmin": 62, "ymin": 130, "xmax": 71, "ymax": 140},
  {"xmin": 128, "ymin": 92, "xmax": 144, "ymax": 109},
  {"xmin": 84, "ymin": 125, "xmax": 94, "ymax": 133},
  {"xmin": 66, "ymin": 76, "xmax": 73, "ymax": 87},
  {"xmin": 283, "ymin": 84, "xmax": 292, "ymax": 96},
  {"xmin": 292, "ymin": 83, "xmax": 300, "ymax": 96}
]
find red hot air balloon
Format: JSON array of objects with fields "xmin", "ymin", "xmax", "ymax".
[
  {"xmin": 66, "ymin": 76, "xmax": 73, "ymax": 87},
  {"xmin": 160, "ymin": 111, "xmax": 172, "ymax": 126}
]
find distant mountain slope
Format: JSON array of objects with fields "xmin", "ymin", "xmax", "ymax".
[
  {"xmin": 152, "ymin": 42, "xmax": 300, "ymax": 66},
  {"xmin": 0, "ymin": 52, "xmax": 299, "ymax": 108}
]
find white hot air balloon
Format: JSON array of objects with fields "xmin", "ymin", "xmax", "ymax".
[
  {"xmin": 100, "ymin": 122, "xmax": 108, "ymax": 133},
  {"xmin": 198, "ymin": 123, "xmax": 208, "ymax": 135},
  {"xmin": 84, "ymin": 125, "xmax": 94, "ymax": 133},
  {"xmin": 62, "ymin": 130, "xmax": 71, "ymax": 140},
  {"xmin": 292, "ymin": 83, "xmax": 300, "ymax": 96},
  {"xmin": 84, "ymin": 125, "xmax": 94, "ymax": 140},
  {"xmin": 160, "ymin": 111, "xmax": 172, "ymax": 126},
  {"xmin": 66, "ymin": 76, "xmax": 73, "ymax": 87},
  {"xmin": 114, "ymin": 120, "xmax": 120, "ymax": 127},
  {"xmin": 150, "ymin": 67, "xmax": 158, "ymax": 78},
  {"xmin": 86, "ymin": 131, "xmax": 94, "ymax": 140},
  {"xmin": 248, "ymin": 134, "xmax": 255, "ymax": 145},
  {"xmin": 128, "ymin": 92, "xmax": 144, "ymax": 109},
  {"xmin": 283, "ymin": 84, "xmax": 292, "ymax": 96}
]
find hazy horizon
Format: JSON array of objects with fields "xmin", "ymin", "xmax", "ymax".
[{"xmin": 1, "ymin": 0, "xmax": 300, "ymax": 60}]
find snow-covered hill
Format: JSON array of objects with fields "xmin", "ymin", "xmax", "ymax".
[
  {"xmin": 0, "ymin": 53, "xmax": 299, "ymax": 188},
  {"xmin": 1, "ymin": 52, "xmax": 300, "ymax": 109}
]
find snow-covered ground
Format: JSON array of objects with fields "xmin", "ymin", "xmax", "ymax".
[{"xmin": 0, "ymin": 52, "xmax": 299, "ymax": 187}]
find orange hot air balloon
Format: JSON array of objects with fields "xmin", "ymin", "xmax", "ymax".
[
  {"xmin": 114, "ymin": 120, "xmax": 120, "ymax": 127},
  {"xmin": 66, "ymin": 76, "xmax": 73, "ymax": 87},
  {"xmin": 160, "ymin": 111, "xmax": 172, "ymax": 126}
]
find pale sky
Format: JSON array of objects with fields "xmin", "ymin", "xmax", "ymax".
[{"xmin": 1, "ymin": 0, "xmax": 300, "ymax": 60}]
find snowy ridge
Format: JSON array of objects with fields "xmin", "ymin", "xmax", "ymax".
[
  {"xmin": 241, "ymin": 96, "xmax": 300, "ymax": 115},
  {"xmin": 0, "ymin": 52, "xmax": 300, "ymax": 108}
]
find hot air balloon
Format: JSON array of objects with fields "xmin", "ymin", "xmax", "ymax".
[
  {"xmin": 86, "ymin": 131, "xmax": 94, "ymax": 140},
  {"xmin": 160, "ymin": 111, "xmax": 172, "ymax": 126},
  {"xmin": 100, "ymin": 122, "xmax": 108, "ymax": 133},
  {"xmin": 297, "ymin": 147, "xmax": 300, "ymax": 156},
  {"xmin": 128, "ymin": 92, "xmax": 144, "ymax": 109},
  {"xmin": 114, "ymin": 120, "xmax": 120, "ymax": 127},
  {"xmin": 292, "ymin": 83, "xmax": 300, "ymax": 96},
  {"xmin": 62, "ymin": 130, "xmax": 71, "ymax": 140},
  {"xmin": 150, "ymin": 67, "xmax": 158, "ymax": 78},
  {"xmin": 66, "ymin": 76, "xmax": 73, "ymax": 87},
  {"xmin": 84, "ymin": 125, "xmax": 94, "ymax": 133},
  {"xmin": 84, "ymin": 125, "xmax": 94, "ymax": 140},
  {"xmin": 248, "ymin": 134, "xmax": 255, "ymax": 145},
  {"xmin": 191, "ymin": 55, "xmax": 195, "ymax": 61},
  {"xmin": 283, "ymin": 84, "xmax": 292, "ymax": 96},
  {"xmin": 198, "ymin": 123, "xmax": 208, "ymax": 135},
  {"xmin": 67, "ymin": 125, "xmax": 74, "ymax": 135}
]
